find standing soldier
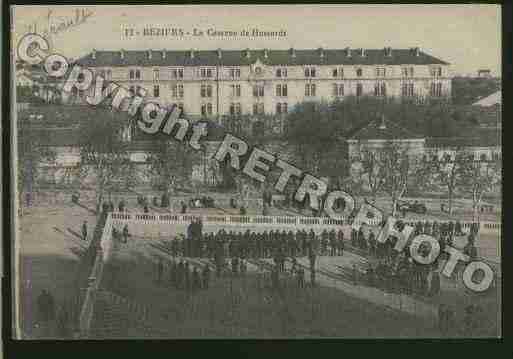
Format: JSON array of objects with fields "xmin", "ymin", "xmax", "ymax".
[
  {"xmin": 81, "ymin": 220, "xmax": 88, "ymax": 241},
  {"xmin": 202, "ymin": 265, "xmax": 211, "ymax": 289},
  {"xmin": 123, "ymin": 224, "xmax": 129, "ymax": 244},
  {"xmin": 336, "ymin": 229, "xmax": 344, "ymax": 255},
  {"xmin": 297, "ymin": 268, "xmax": 305, "ymax": 289},
  {"xmin": 308, "ymin": 245, "xmax": 316, "ymax": 286},
  {"xmin": 192, "ymin": 267, "xmax": 201, "ymax": 292},
  {"xmin": 351, "ymin": 228, "xmax": 357, "ymax": 247},
  {"xmin": 329, "ymin": 229, "xmax": 336, "ymax": 256},
  {"xmin": 321, "ymin": 229, "xmax": 328, "ymax": 255}
]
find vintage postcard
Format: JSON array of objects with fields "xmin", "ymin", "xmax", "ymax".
[{"xmin": 10, "ymin": 4, "xmax": 501, "ymax": 339}]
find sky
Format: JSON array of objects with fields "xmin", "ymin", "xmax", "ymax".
[{"xmin": 12, "ymin": 4, "xmax": 501, "ymax": 76}]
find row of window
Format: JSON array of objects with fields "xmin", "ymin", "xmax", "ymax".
[
  {"xmin": 124, "ymin": 65, "xmax": 444, "ymax": 80},
  {"xmin": 131, "ymin": 82, "xmax": 444, "ymax": 99},
  {"xmin": 227, "ymin": 102, "xmax": 289, "ymax": 116}
]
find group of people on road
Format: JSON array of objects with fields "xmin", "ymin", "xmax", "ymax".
[{"xmin": 155, "ymin": 258, "xmax": 211, "ymax": 292}]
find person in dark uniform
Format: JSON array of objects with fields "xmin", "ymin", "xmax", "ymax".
[
  {"xmin": 297, "ymin": 268, "xmax": 305, "ymax": 289},
  {"xmin": 429, "ymin": 270, "xmax": 441, "ymax": 296},
  {"xmin": 122, "ymin": 224, "xmax": 129, "ymax": 244},
  {"xmin": 288, "ymin": 230, "xmax": 296, "ymax": 257},
  {"xmin": 231, "ymin": 257, "xmax": 239, "ymax": 276},
  {"xmin": 329, "ymin": 229, "xmax": 336, "ymax": 256},
  {"xmin": 184, "ymin": 262, "xmax": 191, "ymax": 291},
  {"xmin": 192, "ymin": 267, "xmax": 201, "ymax": 292},
  {"xmin": 81, "ymin": 220, "xmax": 88, "ymax": 241},
  {"xmin": 156, "ymin": 258, "xmax": 164, "ymax": 283},
  {"xmin": 321, "ymin": 229, "xmax": 328, "ymax": 255},
  {"xmin": 202, "ymin": 265, "xmax": 211, "ymax": 289},
  {"xmin": 37, "ymin": 289, "xmax": 55, "ymax": 324}
]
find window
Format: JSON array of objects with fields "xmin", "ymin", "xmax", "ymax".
[
  {"xmin": 171, "ymin": 68, "xmax": 184, "ymax": 79},
  {"xmin": 153, "ymin": 85, "xmax": 159, "ymax": 98},
  {"xmin": 129, "ymin": 69, "xmax": 134, "ymax": 80},
  {"xmin": 276, "ymin": 102, "xmax": 288, "ymax": 114},
  {"xmin": 253, "ymin": 103, "xmax": 265, "ymax": 115},
  {"xmin": 229, "ymin": 103, "xmax": 242, "ymax": 116},
  {"xmin": 253, "ymin": 84, "xmax": 264, "ymax": 97},
  {"xmin": 356, "ymin": 68, "xmax": 363, "ymax": 77},
  {"xmin": 153, "ymin": 69, "xmax": 159, "ymax": 81},
  {"xmin": 229, "ymin": 68, "xmax": 241, "ymax": 78},
  {"xmin": 200, "ymin": 68, "xmax": 213, "ymax": 78},
  {"xmin": 171, "ymin": 83, "xmax": 184, "ymax": 98},
  {"xmin": 276, "ymin": 68, "xmax": 288, "ymax": 78},
  {"xmin": 276, "ymin": 84, "xmax": 288, "ymax": 97},
  {"xmin": 430, "ymin": 82, "xmax": 443, "ymax": 97},
  {"xmin": 374, "ymin": 82, "xmax": 386, "ymax": 96},
  {"xmin": 333, "ymin": 83, "xmax": 344, "ymax": 97},
  {"xmin": 356, "ymin": 83, "xmax": 363, "ymax": 97},
  {"xmin": 230, "ymin": 84, "xmax": 241, "ymax": 97},
  {"xmin": 332, "ymin": 67, "xmax": 344, "ymax": 78},
  {"xmin": 201, "ymin": 103, "xmax": 213, "ymax": 116},
  {"xmin": 135, "ymin": 69, "xmax": 141, "ymax": 80},
  {"xmin": 376, "ymin": 67, "xmax": 386, "ymax": 77},
  {"xmin": 305, "ymin": 83, "xmax": 316, "ymax": 97},
  {"xmin": 431, "ymin": 66, "xmax": 442, "ymax": 77},
  {"xmin": 492, "ymin": 152, "xmax": 500, "ymax": 161},
  {"xmin": 402, "ymin": 83, "xmax": 414, "ymax": 97},
  {"xmin": 305, "ymin": 67, "xmax": 316, "ymax": 77},
  {"xmin": 201, "ymin": 84, "xmax": 213, "ymax": 98}
]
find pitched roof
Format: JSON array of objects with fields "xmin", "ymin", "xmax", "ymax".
[
  {"xmin": 76, "ymin": 48, "xmax": 450, "ymax": 67},
  {"xmin": 472, "ymin": 90, "xmax": 501, "ymax": 107},
  {"xmin": 348, "ymin": 117, "xmax": 424, "ymax": 141}
]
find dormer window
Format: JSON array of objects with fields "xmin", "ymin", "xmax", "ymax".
[{"xmin": 430, "ymin": 66, "xmax": 442, "ymax": 77}]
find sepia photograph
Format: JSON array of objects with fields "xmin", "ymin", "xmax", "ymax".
[{"xmin": 9, "ymin": 4, "xmax": 501, "ymax": 340}]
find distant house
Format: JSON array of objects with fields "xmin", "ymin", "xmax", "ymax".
[
  {"xmin": 346, "ymin": 116, "xmax": 425, "ymax": 160},
  {"xmin": 472, "ymin": 90, "xmax": 501, "ymax": 107}
]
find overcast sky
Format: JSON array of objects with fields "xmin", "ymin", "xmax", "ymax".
[{"xmin": 13, "ymin": 4, "xmax": 501, "ymax": 76}]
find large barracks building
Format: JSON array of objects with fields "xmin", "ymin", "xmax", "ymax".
[{"xmin": 76, "ymin": 47, "xmax": 452, "ymax": 119}]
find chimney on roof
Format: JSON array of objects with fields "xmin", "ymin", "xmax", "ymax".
[
  {"xmin": 148, "ymin": 49, "xmax": 152, "ymax": 59},
  {"xmin": 245, "ymin": 48, "xmax": 251, "ymax": 58},
  {"xmin": 91, "ymin": 49, "xmax": 96, "ymax": 60},
  {"xmin": 120, "ymin": 49, "xmax": 125, "ymax": 60},
  {"xmin": 358, "ymin": 48, "xmax": 365, "ymax": 57},
  {"xmin": 412, "ymin": 47, "xmax": 420, "ymax": 56},
  {"xmin": 190, "ymin": 49, "xmax": 195, "ymax": 59},
  {"xmin": 162, "ymin": 49, "xmax": 166, "ymax": 59},
  {"xmin": 384, "ymin": 47, "xmax": 392, "ymax": 57},
  {"xmin": 345, "ymin": 47, "xmax": 351, "ymax": 57},
  {"xmin": 217, "ymin": 48, "xmax": 222, "ymax": 59},
  {"xmin": 290, "ymin": 48, "xmax": 296, "ymax": 58},
  {"xmin": 378, "ymin": 114, "xmax": 386, "ymax": 130},
  {"xmin": 263, "ymin": 49, "xmax": 268, "ymax": 59}
]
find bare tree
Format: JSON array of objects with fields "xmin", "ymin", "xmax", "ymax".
[
  {"xmin": 460, "ymin": 154, "xmax": 501, "ymax": 221},
  {"xmin": 380, "ymin": 142, "xmax": 414, "ymax": 217},
  {"xmin": 358, "ymin": 149, "xmax": 385, "ymax": 203}
]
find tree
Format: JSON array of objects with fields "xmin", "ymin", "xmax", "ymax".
[
  {"xmin": 380, "ymin": 142, "xmax": 416, "ymax": 216},
  {"xmin": 460, "ymin": 155, "xmax": 501, "ymax": 221},
  {"xmin": 147, "ymin": 140, "xmax": 198, "ymax": 194},
  {"xmin": 78, "ymin": 108, "xmax": 132, "ymax": 211},
  {"xmin": 357, "ymin": 149, "xmax": 385, "ymax": 203},
  {"xmin": 17, "ymin": 122, "xmax": 56, "ymax": 210},
  {"xmin": 424, "ymin": 149, "xmax": 469, "ymax": 215}
]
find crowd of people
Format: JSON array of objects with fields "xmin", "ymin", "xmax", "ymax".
[
  {"xmin": 351, "ymin": 219, "xmax": 481, "ymax": 297},
  {"xmin": 154, "ymin": 258, "xmax": 212, "ymax": 292}
]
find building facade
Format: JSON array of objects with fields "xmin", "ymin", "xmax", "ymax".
[{"xmin": 76, "ymin": 47, "xmax": 452, "ymax": 119}]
